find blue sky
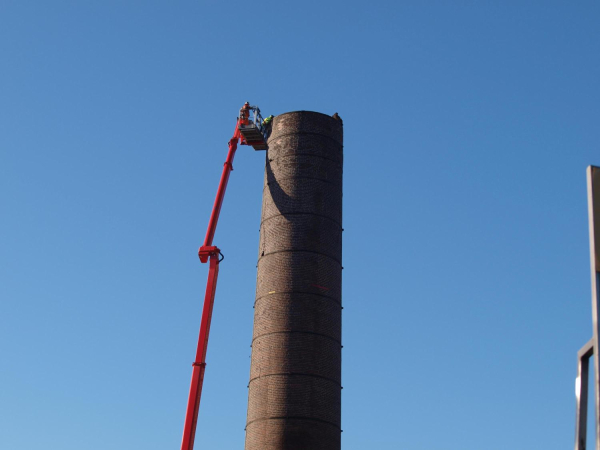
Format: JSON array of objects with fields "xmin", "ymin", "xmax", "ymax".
[{"xmin": 1, "ymin": 1, "xmax": 599, "ymax": 449}]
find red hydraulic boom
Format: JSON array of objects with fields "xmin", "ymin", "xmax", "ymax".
[{"xmin": 180, "ymin": 103, "xmax": 268, "ymax": 450}]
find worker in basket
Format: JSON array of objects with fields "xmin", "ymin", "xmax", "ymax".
[
  {"xmin": 262, "ymin": 114, "xmax": 274, "ymax": 129},
  {"xmin": 263, "ymin": 114, "xmax": 275, "ymax": 138},
  {"xmin": 239, "ymin": 102, "xmax": 251, "ymax": 125}
]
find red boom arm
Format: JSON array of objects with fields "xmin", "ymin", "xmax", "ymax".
[{"xmin": 180, "ymin": 122, "xmax": 241, "ymax": 450}]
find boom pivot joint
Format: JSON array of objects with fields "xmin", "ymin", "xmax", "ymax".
[{"xmin": 198, "ymin": 245, "xmax": 220, "ymax": 264}]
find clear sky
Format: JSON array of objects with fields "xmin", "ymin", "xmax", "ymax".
[{"xmin": 1, "ymin": 1, "xmax": 599, "ymax": 449}]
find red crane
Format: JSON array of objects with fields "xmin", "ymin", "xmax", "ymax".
[{"xmin": 180, "ymin": 103, "xmax": 268, "ymax": 450}]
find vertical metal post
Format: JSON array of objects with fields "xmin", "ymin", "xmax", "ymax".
[
  {"xmin": 576, "ymin": 339, "xmax": 594, "ymax": 450},
  {"xmin": 587, "ymin": 166, "xmax": 600, "ymax": 450}
]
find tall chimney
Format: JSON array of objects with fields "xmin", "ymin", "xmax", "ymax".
[{"xmin": 245, "ymin": 111, "xmax": 344, "ymax": 450}]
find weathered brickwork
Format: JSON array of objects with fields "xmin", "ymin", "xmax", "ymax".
[{"xmin": 245, "ymin": 111, "xmax": 343, "ymax": 450}]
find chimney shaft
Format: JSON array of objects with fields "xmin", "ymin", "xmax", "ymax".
[{"xmin": 245, "ymin": 111, "xmax": 343, "ymax": 450}]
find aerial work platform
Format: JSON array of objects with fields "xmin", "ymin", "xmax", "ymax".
[
  {"xmin": 180, "ymin": 102, "xmax": 272, "ymax": 450},
  {"xmin": 238, "ymin": 104, "xmax": 269, "ymax": 150}
]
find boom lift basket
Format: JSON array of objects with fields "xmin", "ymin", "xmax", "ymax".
[{"xmin": 239, "ymin": 107, "xmax": 268, "ymax": 151}]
